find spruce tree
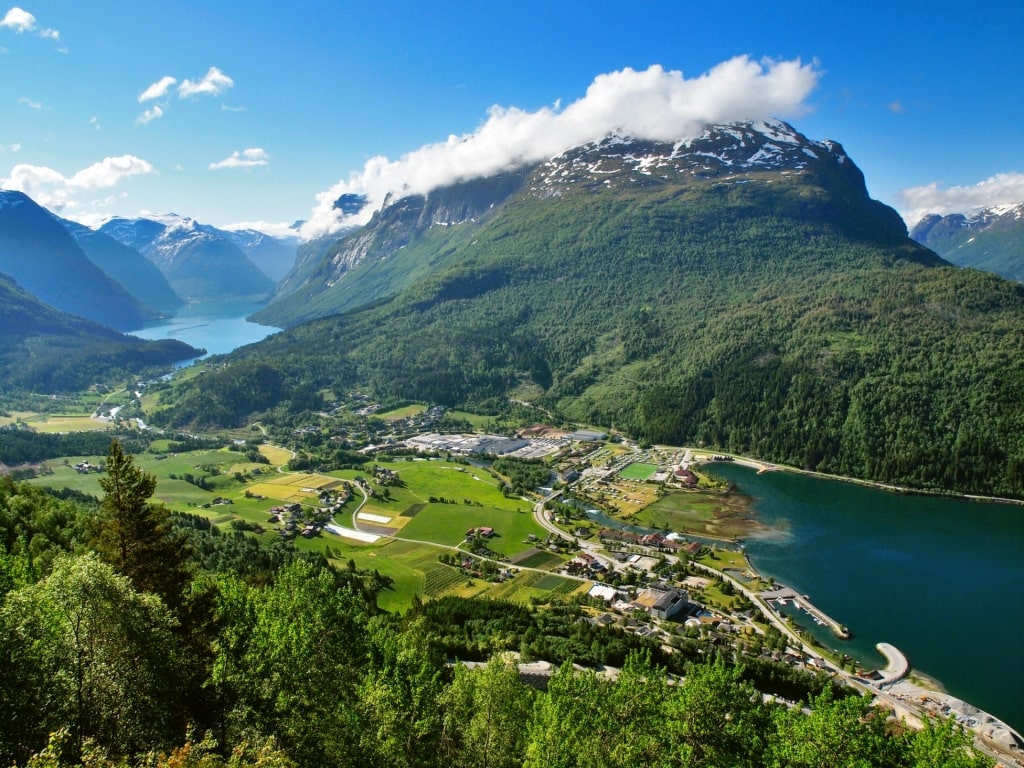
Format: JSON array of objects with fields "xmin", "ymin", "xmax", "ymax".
[{"xmin": 90, "ymin": 439, "xmax": 191, "ymax": 610}]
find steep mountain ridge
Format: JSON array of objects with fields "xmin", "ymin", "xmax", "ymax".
[
  {"xmin": 0, "ymin": 191, "xmax": 157, "ymax": 330},
  {"xmin": 911, "ymin": 203, "xmax": 1023, "ymax": 282},
  {"xmin": 256, "ymin": 121, "xmax": 914, "ymax": 328},
  {"xmin": 58, "ymin": 217, "xmax": 184, "ymax": 314}
]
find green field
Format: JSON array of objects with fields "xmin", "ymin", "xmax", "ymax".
[
  {"xmin": 399, "ymin": 503, "xmax": 544, "ymax": 557},
  {"xmin": 29, "ymin": 449, "xmax": 584, "ymax": 611},
  {"xmin": 617, "ymin": 462, "xmax": 659, "ymax": 480},
  {"xmin": 377, "ymin": 404, "xmax": 427, "ymax": 421}
]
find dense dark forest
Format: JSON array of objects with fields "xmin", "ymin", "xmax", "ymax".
[{"xmin": 0, "ymin": 441, "xmax": 995, "ymax": 767}]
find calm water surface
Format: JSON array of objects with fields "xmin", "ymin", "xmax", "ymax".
[
  {"xmin": 710, "ymin": 463, "xmax": 1024, "ymax": 732},
  {"xmin": 128, "ymin": 299, "xmax": 279, "ymax": 360}
]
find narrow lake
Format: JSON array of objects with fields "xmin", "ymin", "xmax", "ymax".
[
  {"xmin": 128, "ymin": 299, "xmax": 280, "ymax": 359},
  {"xmin": 710, "ymin": 462, "xmax": 1024, "ymax": 732}
]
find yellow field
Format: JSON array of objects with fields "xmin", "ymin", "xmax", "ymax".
[
  {"xmin": 33, "ymin": 415, "xmax": 112, "ymax": 433},
  {"xmin": 0, "ymin": 411, "xmax": 38, "ymax": 427},
  {"xmin": 258, "ymin": 444, "xmax": 293, "ymax": 466}
]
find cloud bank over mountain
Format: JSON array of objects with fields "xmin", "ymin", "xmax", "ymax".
[
  {"xmin": 301, "ymin": 56, "xmax": 821, "ymax": 239},
  {"xmin": 899, "ymin": 172, "xmax": 1024, "ymax": 225}
]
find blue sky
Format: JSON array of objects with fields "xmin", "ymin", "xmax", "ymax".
[{"xmin": 1, "ymin": 0, "xmax": 1021, "ymax": 237}]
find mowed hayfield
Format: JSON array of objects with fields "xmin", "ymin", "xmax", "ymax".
[{"xmin": 617, "ymin": 462, "xmax": 659, "ymax": 481}]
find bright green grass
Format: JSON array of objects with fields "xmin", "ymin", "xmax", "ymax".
[
  {"xmin": 448, "ymin": 410, "xmax": 497, "ymax": 428},
  {"xmin": 399, "ymin": 503, "xmax": 544, "ymax": 557},
  {"xmin": 377, "ymin": 404, "xmax": 427, "ymax": 421},
  {"xmin": 618, "ymin": 462, "xmax": 659, "ymax": 480}
]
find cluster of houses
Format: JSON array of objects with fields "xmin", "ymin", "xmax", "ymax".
[
  {"xmin": 596, "ymin": 528, "xmax": 702, "ymax": 556},
  {"xmin": 267, "ymin": 502, "xmax": 326, "ymax": 540},
  {"xmin": 74, "ymin": 461, "xmax": 100, "ymax": 474}
]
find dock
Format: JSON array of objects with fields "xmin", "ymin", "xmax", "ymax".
[{"xmin": 761, "ymin": 585, "xmax": 851, "ymax": 639}]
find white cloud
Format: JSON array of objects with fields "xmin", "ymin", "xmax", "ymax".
[
  {"xmin": 301, "ymin": 56, "xmax": 821, "ymax": 239},
  {"xmin": 1, "ymin": 7, "xmax": 35, "ymax": 32},
  {"xmin": 1, "ymin": 154, "xmax": 154, "ymax": 211},
  {"xmin": 136, "ymin": 104, "xmax": 164, "ymax": 125},
  {"xmin": 899, "ymin": 172, "xmax": 1024, "ymax": 225},
  {"xmin": 0, "ymin": 7, "xmax": 59, "ymax": 40},
  {"xmin": 0, "ymin": 142, "xmax": 20, "ymax": 152},
  {"xmin": 209, "ymin": 147, "xmax": 269, "ymax": 170},
  {"xmin": 18, "ymin": 96, "xmax": 42, "ymax": 110},
  {"xmin": 178, "ymin": 66, "xmax": 233, "ymax": 98},
  {"xmin": 139, "ymin": 75, "xmax": 177, "ymax": 102},
  {"xmin": 222, "ymin": 220, "xmax": 299, "ymax": 238},
  {"xmin": 89, "ymin": 115, "xmax": 99, "ymax": 130}
]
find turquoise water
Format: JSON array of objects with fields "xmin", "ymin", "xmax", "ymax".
[
  {"xmin": 710, "ymin": 463, "xmax": 1024, "ymax": 732},
  {"xmin": 128, "ymin": 299, "xmax": 280, "ymax": 359}
]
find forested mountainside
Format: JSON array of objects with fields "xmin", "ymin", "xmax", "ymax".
[
  {"xmin": 0, "ymin": 192, "xmax": 157, "ymax": 331},
  {"xmin": 911, "ymin": 203, "xmax": 1024, "ymax": 283},
  {"xmin": 0, "ymin": 271, "xmax": 199, "ymax": 392},
  {"xmin": 155, "ymin": 122, "xmax": 1024, "ymax": 498}
]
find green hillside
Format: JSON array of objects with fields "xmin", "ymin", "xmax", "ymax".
[{"xmin": 0, "ymin": 271, "xmax": 200, "ymax": 392}]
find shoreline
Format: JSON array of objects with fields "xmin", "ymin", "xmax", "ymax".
[{"xmin": 693, "ymin": 452, "xmax": 1024, "ymax": 507}]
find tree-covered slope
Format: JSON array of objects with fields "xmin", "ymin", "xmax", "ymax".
[
  {"xmin": 0, "ymin": 192, "xmax": 157, "ymax": 331},
  {"xmin": 158, "ymin": 123, "xmax": 1024, "ymax": 497},
  {"xmin": 911, "ymin": 203, "xmax": 1024, "ymax": 283},
  {"xmin": 0, "ymin": 271, "xmax": 199, "ymax": 392}
]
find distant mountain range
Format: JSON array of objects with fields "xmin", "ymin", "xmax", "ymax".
[
  {"xmin": 161, "ymin": 119, "xmax": 1024, "ymax": 499},
  {"xmin": 911, "ymin": 203, "xmax": 1023, "ymax": 283},
  {"xmin": 98, "ymin": 214, "xmax": 280, "ymax": 301}
]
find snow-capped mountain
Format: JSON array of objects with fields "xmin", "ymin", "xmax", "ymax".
[
  {"xmin": 99, "ymin": 214, "xmax": 277, "ymax": 301},
  {"xmin": 911, "ymin": 203, "xmax": 1023, "ymax": 283},
  {"xmin": 255, "ymin": 120, "xmax": 912, "ymax": 328}
]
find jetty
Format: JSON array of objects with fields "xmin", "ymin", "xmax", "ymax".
[
  {"xmin": 761, "ymin": 585, "xmax": 851, "ymax": 639},
  {"xmin": 874, "ymin": 642, "xmax": 910, "ymax": 687}
]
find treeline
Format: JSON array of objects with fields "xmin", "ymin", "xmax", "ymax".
[{"xmin": 0, "ymin": 446, "xmax": 994, "ymax": 767}]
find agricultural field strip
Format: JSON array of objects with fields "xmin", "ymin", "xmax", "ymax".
[{"xmin": 357, "ymin": 512, "xmax": 393, "ymax": 524}]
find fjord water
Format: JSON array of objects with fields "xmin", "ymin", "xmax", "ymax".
[
  {"xmin": 129, "ymin": 299, "xmax": 279, "ymax": 358},
  {"xmin": 710, "ymin": 462, "xmax": 1024, "ymax": 732}
]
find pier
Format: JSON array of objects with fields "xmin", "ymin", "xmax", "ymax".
[
  {"xmin": 761, "ymin": 585, "xmax": 851, "ymax": 639},
  {"xmin": 874, "ymin": 642, "xmax": 909, "ymax": 687}
]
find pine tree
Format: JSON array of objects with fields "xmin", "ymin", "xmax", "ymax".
[{"xmin": 90, "ymin": 439, "xmax": 191, "ymax": 611}]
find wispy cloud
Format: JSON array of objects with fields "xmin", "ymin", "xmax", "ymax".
[
  {"xmin": 209, "ymin": 147, "xmax": 269, "ymax": 170},
  {"xmin": 18, "ymin": 96, "xmax": 43, "ymax": 110},
  {"xmin": 1, "ymin": 154, "xmax": 154, "ymax": 212},
  {"xmin": 899, "ymin": 172, "xmax": 1024, "ymax": 225},
  {"xmin": 136, "ymin": 67, "xmax": 234, "ymax": 124},
  {"xmin": 179, "ymin": 66, "xmax": 233, "ymax": 98},
  {"xmin": 302, "ymin": 56, "xmax": 822, "ymax": 239},
  {"xmin": 135, "ymin": 105, "xmax": 164, "ymax": 125},
  {"xmin": 0, "ymin": 142, "xmax": 21, "ymax": 152},
  {"xmin": 89, "ymin": 116, "xmax": 99, "ymax": 130},
  {"xmin": 887, "ymin": 100, "xmax": 904, "ymax": 114},
  {"xmin": 1, "ymin": 7, "xmax": 59, "ymax": 40},
  {"xmin": 139, "ymin": 75, "xmax": 177, "ymax": 102}
]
